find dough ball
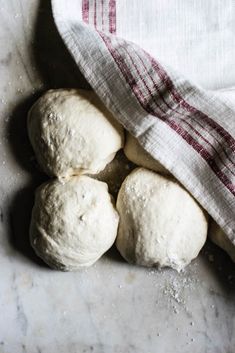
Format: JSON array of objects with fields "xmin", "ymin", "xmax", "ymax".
[
  {"xmin": 28, "ymin": 89, "xmax": 124, "ymax": 178},
  {"xmin": 30, "ymin": 176, "xmax": 119, "ymax": 270},
  {"xmin": 116, "ymin": 168, "xmax": 208, "ymax": 271},
  {"xmin": 209, "ymin": 221, "xmax": 235, "ymax": 262},
  {"xmin": 90, "ymin": 151, "xmax": 135, "ymax": 197},
  {"xmin": 124, "ymin": 133, "xmax": 170, "ymax": 175}
]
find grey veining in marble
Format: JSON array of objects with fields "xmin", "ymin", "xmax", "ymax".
[{"xmin": 0, "ymin": 1, "xmax": 234, "ymax": 353}]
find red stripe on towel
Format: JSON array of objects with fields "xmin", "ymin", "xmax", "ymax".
[
  {"xmin": 82, "ymin": 0, "xmax": 89, "ymax": 23},
  {"xmin": 99, "ymin": 33, "xmax": 235, "ymax": 195}
]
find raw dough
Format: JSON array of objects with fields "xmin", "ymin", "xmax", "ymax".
[
  {"xmin": 28, "ymin": 89, "xmax": 124, "ymax": 178},
  {"xmin": 116, "ymin": 168, "xmax": 208, "ymax": 271},
  {"xmin": 30, "ymin": 176, "xmax": 119, "ymax": 270},
  {"xmin": 209, "ymin": 221, "xmax": 235, "ymax": 262},
  {"xmin": 124, "ymin": 133, "xmax": 170, "ymax": 175},
  {"xmin": 90, "ymin": 151, "xmax": 135, "ymax": 197}
]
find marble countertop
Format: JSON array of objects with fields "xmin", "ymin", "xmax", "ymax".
[{"xmin": 0, "ymin": 1, "xmax": 234, "ymax": 352}]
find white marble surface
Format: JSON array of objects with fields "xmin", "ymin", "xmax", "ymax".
[{"xmin": 0, "ymin": 1, "xmax": 234, "ymax": 352}]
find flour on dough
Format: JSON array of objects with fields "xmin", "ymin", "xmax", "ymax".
[
  {"xmin": 30, "ymin": 176, "xmax": 119, "ymax": 270},
  {"xmin": 124, "ymin": 133, "xmax": 170, "ymax": 175},
  {"xmin": 90, "ymin": 151, "xmax": 136, "ymax": 197},
  {"xmin": 28, "ymin": 89, "xmax": 124, "ymax": 178},
  {"xmin": 116, "ymin": 168, "xmax": 208, "ymax": 271}
]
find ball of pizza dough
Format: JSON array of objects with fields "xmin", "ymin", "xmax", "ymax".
[
  {"xmin": 116, "ymin": 168, "xmax": 208, "ymax": 271},
  {"xmin": 209, "ymin": 221, "xmax": 235, "ymax": 262},
  {"xmin": 90, "ymin": 151, "xmax": 135, "ymax": 197},
  {"xmin": 124, "ymin": 133, "xmax": 170, "ymax": 175},
  {"xmin": 30, "ymin": 176, "xmax": 119, "ymax": 270},
  {"xmin": 28, "ymin": 89, "xmax": 124, "ymax": 178}
]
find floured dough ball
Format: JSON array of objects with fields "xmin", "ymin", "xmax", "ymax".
[
  {"xmin": 28, "ymin": 89, "xmax": 124, "ymax": 178},
  {"xmin": 124, "ymin": 133, "xmax": 170, "ymax": 175},
  {"xmin": 209, "ymin": 221, "xmax": 235, "ymax": 262},
  {"xmin": 116, "ymin": 168, "xmax": 208, "ymax": 271},
  {"xmin": 90, "ymin": 151, "xmax": 135, "ymax": 197},
  {"xmin": 30, "ymin": 176, "xmax": 119, "ymax": 270}
]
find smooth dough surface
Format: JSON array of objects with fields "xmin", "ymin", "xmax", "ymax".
[
  {"xmin": 124, "ymin": 133, "xmax": 170, "ymax": 175},
  {"xmin": 116, "ymin": 168, "xmax": 208, "ymax": 271},
  {"xmin": 30, "ymin": 176, "xmax": 119, "ymax": 270},
  {"xmin": 209, "ymin": 221, "xmax": 235, "ymax": 262},
  {"xmin": 28, "ymin": 89, "xmax": 124, "ymax": 178}
]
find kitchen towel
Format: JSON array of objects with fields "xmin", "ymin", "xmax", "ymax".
[{"xmin": 52, "ymin": 0, "xmax": 235, "ymax": 242}]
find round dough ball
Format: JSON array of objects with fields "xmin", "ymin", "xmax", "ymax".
[
  {"xmin": 124, "ymin": 133, "xmax": 170, "ymax": 175},
  {"xmin": 28, "ymin": 89, "xmax": 124, "ymax": 178},
  {"xmin": 30, "ymin": 176, "xmax": 119, "ymax": 270},
  {"xmin": 209, "ymin": 221, "xmax": 235, "ymax": 262},
  {"xmin": 116, "ymin": 168, "xmax": 208, "ymax": 271}
]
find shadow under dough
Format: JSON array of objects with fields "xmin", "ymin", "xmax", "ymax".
[
  {"xmin": 9, "ymin": 182, "xmax": 48, "ymax": 268},
  {"xmin": 8, "ymin": 1, "xmax": 90, "ymax": 265},
  {"xmin": 7, "ymin": 93, "xmax": 42, "ymax": 174},
  {"xmin": 105, "ymin": 244, "xmax": 125, "ymax": 264},
  {"xmin": 201, "ymin": 240, "xmax": 235, "ymax": 294},
  {"xmin": 33, "ymin": 0, "xmax": 90, "ymax": 89},
  {"xmin": 7, "ymin": 95, "xmax": 47, "ymax": 267}
]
